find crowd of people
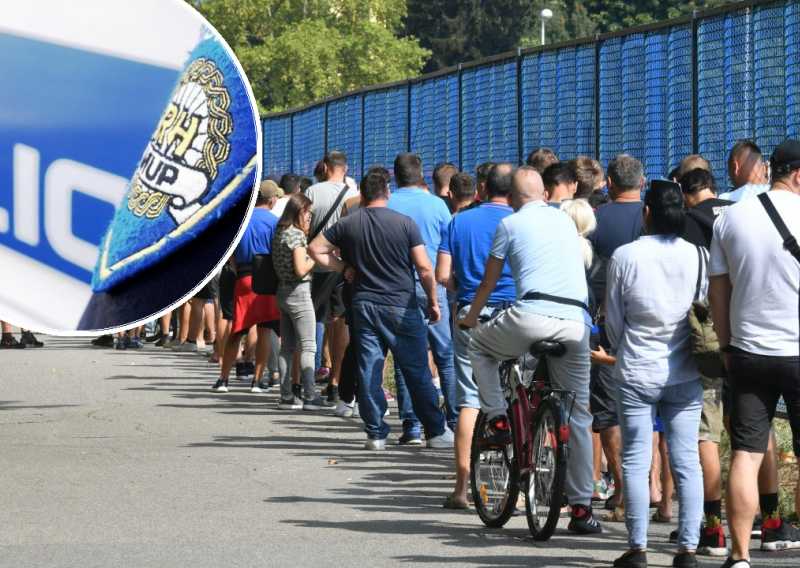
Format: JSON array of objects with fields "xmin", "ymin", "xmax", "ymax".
[{"xmin": 26, "ymin": 138, "xmax": 799, "ymax": 568}]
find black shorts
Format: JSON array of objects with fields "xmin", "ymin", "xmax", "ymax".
[
  {"xmin": 194, "ymin": 272, "xmax": 220, "ymax": 300},
  {"xmin": 728, "ymin": 347, "xmax": 800, "ymax": 455},
  {"xmin": 311, "ymin": 271, "xmax": 345, "ymax": 323},
  {"xmin": 219, "ymin": 268, "xmax": 235, "ymax": 321},
  {"xmin": 590, "ymin": 362, "xmax": 619, "ymax": 432}
]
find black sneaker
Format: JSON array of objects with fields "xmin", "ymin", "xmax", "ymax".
[
  {"xmin": 250, "ymin": 380, "xmax": 268, "ymax": 393},
  {"xmin": 326, "ymin": 384, "xmax": 340, "ymax": 403},
  {"xmin": 91, "ymin": 334, "xmax": 115, "ymax": 348},
  {"xmin": 697, "ymin": 523, "xmax": 729, "ymax": 557},
  {"xmin": 613, "ymin": 550, "xmax": 647, "ymax": 568},
  {"xmin": 669, "ymin": 529, "xmax": 678, "ymax": 543},
  {"xmin": 154, "ymin": 335, "xmax": 171, "ymax": 347},
  {"xmin": 115, "ymin": 338, "xmax": 126, "ymax": 350},
  {"xmin": 720, "ymin": 558, "xmax": 750, "ymax": 568},
  {"xmin": 761, "ymin": 516, "xmax": 800, "ymax": 551},
  {"xmin": 211, "ymin": 379, "xmax": 228, "ymax": 393},
  {"xmin": 752, "ymin": 514, "xmax": 762, "ymax": 537},
  {"xmin": 568, "ymin": 503, "xmax": 603, "ymax": 534},
  {"xmin": 479, "ymin": 415, "xmax": 512, "ymax": 447},
  {"xmin": 672, "ymin": 551, "xmax": 696, "ymax": 568},
  {"xmin": 20, "ymin": 331, "xmax": 44, "ymax": 348},
  {"xmin": 244, "ymin": 361, "xmax": 255, "ymax": 379},
  {"xmin": 0, "ymin": 334, "xmax": 26, "ymax": 349},
  {"xmin": 235, "ymin": 362, "xmax": 248, "ymax": 380},
  {"xmin": 292, "ymin": 383, "xmax": 302, "ymax": 399}
]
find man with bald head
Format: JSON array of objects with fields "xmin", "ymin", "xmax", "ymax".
[{"xmin": 460, "ymin": 165, "xmax": 602, "ymax": 535}]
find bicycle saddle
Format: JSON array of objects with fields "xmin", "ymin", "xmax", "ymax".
[{"xmin": 529, "ymin": 340, "xmax": 566, "ymax": 358}]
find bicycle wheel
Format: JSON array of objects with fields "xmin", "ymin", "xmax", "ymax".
[
  {"xmin": 525, "ymin": 397, "xmax": 568, "ymax": 541},
  {"xmin": 470, "ymin": 410, "xmax": 520, "ymax": 527}
]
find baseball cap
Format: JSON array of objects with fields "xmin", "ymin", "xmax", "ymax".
[
  {"xmin": 259, "ymin": 179, "xmax": 283, "ymax": 199},
  {"xmin": 770, "ymin": 139, "xmax": 800, "ymax": 174}
]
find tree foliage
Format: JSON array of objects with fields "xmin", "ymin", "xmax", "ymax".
[{"xmin": 189, "ymin": 0, "xmax": 430, "ymax": 113}]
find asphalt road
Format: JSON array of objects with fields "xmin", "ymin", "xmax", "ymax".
[{"xmin": 0, "ymin": 335, "xmax": 796, "ymax": 567}]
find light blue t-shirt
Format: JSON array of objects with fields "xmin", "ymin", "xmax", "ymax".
[
  {"xmin": 718, "ymin": 183, "xmax": 770, "ymax": 202},
  {"xmin": 489, "ymin": 200, "xmax": 591, "ymax": 326},
  {"xmin": 387, "ymin": 187, "xmax": 451, "ymax": 274},
  {"xmin": 438, "ymin": 203, "xmax": 516, "ymax": 304}
]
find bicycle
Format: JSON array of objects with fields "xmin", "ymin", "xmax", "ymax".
[{"xmin": 468, "ymin": 321, "xmax": 576, "ymax": 541}]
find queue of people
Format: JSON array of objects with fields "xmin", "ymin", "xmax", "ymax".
[{"xmin": 83, "ymin": 139, "xmax": 800, "ymax": 568}]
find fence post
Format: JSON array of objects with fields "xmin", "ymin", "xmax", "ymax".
[
  {"xmin": 407, "ymin": 78, "xmax": 413, "ymax": 153},
  {"xmin": 324, "ymin": 96, "xmax": 329, "ymax": 154},
  {"xmin": 360, "ymin": 88, "xmax": 366, "ymax": 179},
  {"xmin": 516, "ymin": 47, "xmax": 524, "ymax": 165},
  {"xmin": 290, "ymin": 109, "xmax": 294, "ymax": 173},
  {"xmin": 692, "ymin": 11, "xmax": 699, "ymax": 155},
  {"xmin": 594, "ymin": 34, "xmax": 601, "ymax": 162},
  {"xmin": 458, "ymin": 63, "xmax": 463, "ymax": 171}
]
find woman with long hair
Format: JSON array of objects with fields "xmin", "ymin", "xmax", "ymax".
[
  {"xmin": 605, "ymin": 182, "xmax": 705, "ymax": 568},
  {"xmin": 273, "ymin": 194, "xmax": 333, "ymax": 410}
]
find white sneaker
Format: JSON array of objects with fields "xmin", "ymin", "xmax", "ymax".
[
  {"xmin": 426, "ymin": 427, "xmax": 455, "ymax": 449},
  {"xmin": 171, "ymin": 341, "xmax": 198, "ymax": 352},
  {"xmin": 352, "ymin": 402, "xmax": 360, "ymax": 418},
  {"xmin": 334, "ymin": 399, "xmax": 355, "ymax": 417},
  {"xmin": 364, "ymin": 437, "xmax": 386, "ymax": 451},
  {"xmin": 196, "ymin": 339, "xmax": 206, "ymax": 351}
]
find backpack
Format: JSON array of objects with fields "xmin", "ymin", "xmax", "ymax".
[{"xmin": 685, "ymin": 210, "xmax": 726, "ymax": 378}]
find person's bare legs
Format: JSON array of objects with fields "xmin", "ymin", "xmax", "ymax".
[
  {"xmin": 219, "ymin": 331, "xmax": 241, "ymax": 380},
  {"xmin": 593, "ymin": 430, "xmax": 603, "ymax": 491},
  {"xmin": 178, "ymin": 302, "xmax": 191, "ymax": 342},
  {"xmin": 699, "ymin": 440, "xmax": 722, "ymax": 507},
  {"xmin": 253, "ymin": 327, "xmax": 271, "ymax": 383},
  {"xmin": 327, "ymin": 317, "xmax": 350, "ymax": 388},
  {"xmin": 244, "ymin": 326, "xmax": 257, "ymax": 364},
  {"xmin": 650, "ymin": 432, "xmax": 662, "ymax": 504},
  {"xmin": 159, "ymin": 311, "xmax": 172, "ymax": 339},
  {"xmin": 727, "ymin": 449, "xmax": 764, "ymax": 560},
  {"xmin": 187, "ymin": 298, "xmax": 205, "ymax": 344},
  {"xmin": 657, "ymin": 433, "xmax": 674, "ymax": 519},
  {"xmin": 203, "ymin": 301, "xmax": 216, "ymax": 344},
  {"xmin": 599, "ymin": 425, "xmax": 624, "ymax": 508},
  {"xmin": 215, "ymin": 318, "xmax": 231, "ymax": 366},
  {"xmin": 1, "ymin": 321, "xmax": 12, "ymax": 334},
  {"xmin": 452, "ymin": 407, "xmax": 479, "ymax": 506}
]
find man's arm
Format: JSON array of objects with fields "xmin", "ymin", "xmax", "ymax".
[
  {"xmin": 435, "ymin": 252, "xmax": 457, "ymax": 293},
  {"xmin": 410, "ymin": 245, "xmax": 440, "ymax": 324},
  {"xmin": 708, "ymin": 273, "xmax": 732, "ymax": 359},
  {"xmin": 308, "ymin": 234, "xmax": 355, "ymax": 282},
  {"xmin": 604, "ymin": 259, "xmax": 624, "ymax": 351},
  {"xmin": 458, "ymin": 255, "xmax": 505, "ymax": 328}
]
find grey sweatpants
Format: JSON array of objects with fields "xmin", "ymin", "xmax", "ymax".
[{"xmin": 468, "ymin": 307, "xmax": 594, "ymax": 506}]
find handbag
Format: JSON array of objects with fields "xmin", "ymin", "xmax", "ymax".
[
  {"xmin": 251, "ymin": 253, "xmax": 279, "ymax": 295},
  {"xmin": 688, "ymin": 245, "xmax": 725, "ymax": 378}
]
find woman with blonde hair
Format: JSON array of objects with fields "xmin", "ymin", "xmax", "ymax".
[{"xmin": 561, "ymin": 199, "xmax": 597, "ymax": 269}]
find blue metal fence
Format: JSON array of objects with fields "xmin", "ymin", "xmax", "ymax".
[{"xmin": 263, "ymin": 0, "xmax": 799, "ymax": 192}]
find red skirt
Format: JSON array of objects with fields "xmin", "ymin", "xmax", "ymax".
[{"xmin": 231, "ymin": 275, "xmax": 280, "ymax": 337}]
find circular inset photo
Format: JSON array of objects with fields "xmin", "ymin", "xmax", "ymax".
[{"xmin": 0, "ymin": 0, "xmax": 260, "ymax": 333}]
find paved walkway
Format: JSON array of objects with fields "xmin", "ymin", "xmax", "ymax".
[{"xmin": 0, "ymin": 335, "xmax": 795, "ymax": 567}]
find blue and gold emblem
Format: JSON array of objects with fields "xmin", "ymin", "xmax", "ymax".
[{"xmin": 91, "ymin": 36, "xmax": 258, "ymax": 292}]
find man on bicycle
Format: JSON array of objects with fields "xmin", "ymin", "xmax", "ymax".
[{"xmin": 459, "ymin": 165, "xmax": 601, "ymax": 535}]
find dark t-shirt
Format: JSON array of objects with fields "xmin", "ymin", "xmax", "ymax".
[
  {"xmin": 438, "ymin": 194, "xmax": 455, "ymax": 214},
  {"xmin": 591, "ymin": 201, "xmax": 644, "ymax": 259},
  {"xmin": 323, "ymin": 207, "xmax": 424, "ymax": 308},
  {"xmin": 682, "ymin": 198, "xmax": 734, "ymax": 249}
]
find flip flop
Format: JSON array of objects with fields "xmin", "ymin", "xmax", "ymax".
[
  {"xmin": 442, "ymin": 493, "xmax": 469, "ymax": 509},
  {"xmin": 651, "ymin": 510, "xmax": 672, "ymax": 523},
  {"xmin": 603, "ymin": 507, "xmax": 626, "ymax": 522}
]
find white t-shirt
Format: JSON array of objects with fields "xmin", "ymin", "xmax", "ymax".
[
  {"xmin": 305, "ymin": 180, "xmax": 359, "ymax": 273},
  {"xmin": 709, "ymin": 190, "xmax": 800, "ymax": 356},
  {"xmin": 270, "ymin": 196, "xmax": 289, "ymax": 219}
]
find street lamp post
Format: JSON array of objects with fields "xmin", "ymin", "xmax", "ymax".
[{"xmin": 541, "ymin": 8, "xmax": 553, "ymax": 46}]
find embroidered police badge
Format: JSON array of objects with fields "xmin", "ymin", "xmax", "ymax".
[{"xmin": 91, "ymin": 35, "xmax": 258, "ymax": 292}]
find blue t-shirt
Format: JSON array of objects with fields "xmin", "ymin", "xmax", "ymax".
[
  {"xmin": 234, "ymin": 207, "xmax": 277, "ymax": 264},
  {"xmin": 590, "ymin": 201, "xmax": 644, "ymax": 259},
  {"xmin": 439, "ymin": 203, "xmax": 516, "ymax": 303},
  {"xmin": 387, "ymin": 187, "xmax": 450, "ymax": 274},
  {"xmin": 490, "ymin": 200, "xmax": 590, "ymax": 326}
]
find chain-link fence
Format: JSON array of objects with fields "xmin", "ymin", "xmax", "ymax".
[{"xmin": 263, "ymin": 0, "xmax": 799, "ymax": 192}]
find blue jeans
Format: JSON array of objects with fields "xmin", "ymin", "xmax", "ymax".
[
  {"xmin": 615, "ymin": 379, "xmax": 703, "ymax": 551},
  {"xmin": 394, "ymin": 283, "xmax": 457, "ymax": 434},
  {"xmin": 314, "ymin": 322, "xmax": 324, "ymax": 370},
  {"xmin": 353, "ymin": 299, "xmax": 446, "ymax": 441}
]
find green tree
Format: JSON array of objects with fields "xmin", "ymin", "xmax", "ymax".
[{"xmin": 189, "ymin": 0, "xmax": 430, "ymax": 113}]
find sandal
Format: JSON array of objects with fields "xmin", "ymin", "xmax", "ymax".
[
  {"xmin": 603, "ymin": 507, "xmax": 625, "ymax": 522},
  {"xmin": 442, "ymin": 493, "xmax": 469, "ymax": 510},
  {"xmin": 651, "ymin": 510, "xmax": 672, "ymax": 523}
]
